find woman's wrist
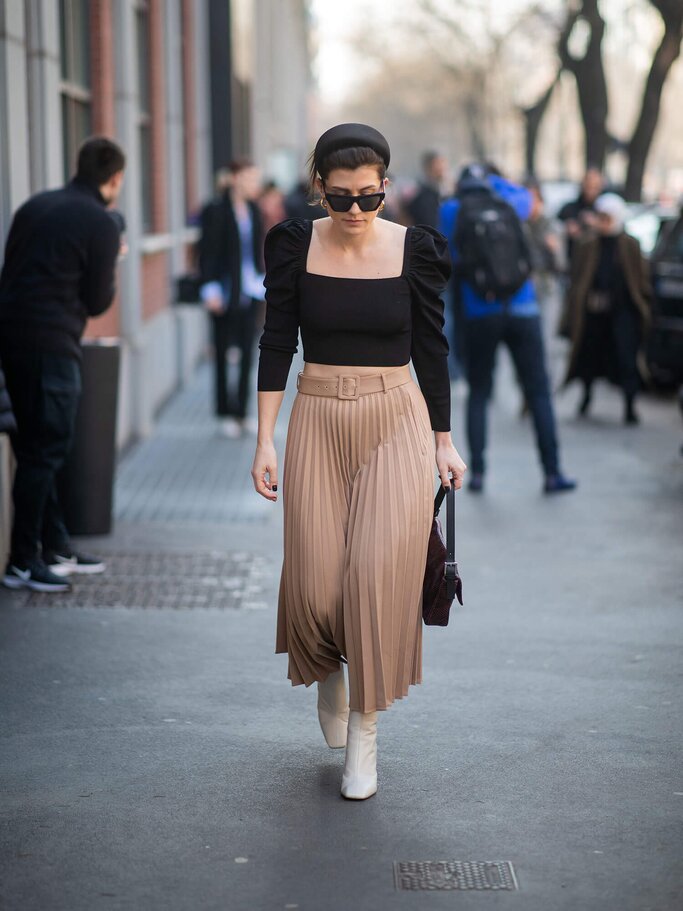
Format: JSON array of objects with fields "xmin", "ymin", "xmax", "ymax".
[{"xmin": 434, "ymin": 431, "xmax": 453, "ymax": 447}]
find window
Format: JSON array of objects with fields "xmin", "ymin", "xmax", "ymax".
[
  {"xmin": 136, "ymin": 2, "xmax": 153, "ymax": 233},
  {"xmin": 59, "ymin": 0, "xmax": 92, "ymax": 181}
]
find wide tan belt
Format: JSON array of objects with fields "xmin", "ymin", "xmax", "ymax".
[{"xmin": 296, "ymin": 364, "xmax": 412, "ymax": 400}]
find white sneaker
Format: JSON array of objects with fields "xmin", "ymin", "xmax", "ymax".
[
  {"xmin": 317, "ymin": 668, "xmax": 349, "ymax": 749},
  {"xmin": 341, "ymin": 710, "xmax": 378, "ymax": 799},
  {"xmin": 219, "ymin": 417, "xmax": 242, "ymax": 439}
]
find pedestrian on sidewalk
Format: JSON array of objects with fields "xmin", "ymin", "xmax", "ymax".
[
  {"xmin": 199, "ymin": 160, "xmax": 266, "ymax": 438},
  {"xmin": 557, "ymin": 166, "xmax": 604, "ymax": 267},
  {"xmin": 440, "ymin": 163, "xmax": 576, "ymax": 494},
  {"xmin": 251, "ymin": 123, "xmax": 466, "ymax": 801},
  {"xmin": 0, "ymin": 137, "xmax": 125, "ymax": 592},
  {"xmin": 561, "ymin": 193, "xmax": 652, "ymax": 424},
  {"xmin": 404, "ymin": 150, "xmax": 449, "ymax": 229},
  {"xmin": 407, "ymin": 151, "xmax": 463, "ymax": 381}
]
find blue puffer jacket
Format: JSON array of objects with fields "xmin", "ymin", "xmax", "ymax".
[{"xmin": 439, "ymin": 175, "xmax": 539, "ymax": 319}]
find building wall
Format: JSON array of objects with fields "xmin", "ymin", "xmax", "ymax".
[
  {"xmin": 1, "ymin": 0, "xmax": 313, "ymax": 465},
  {"xmin": 0, "ymin": 0, "xmax": 213, "ymax": 451},
  {"xmin": 251, "ymin": 0, "xmax": 313, "ymax": 188}
]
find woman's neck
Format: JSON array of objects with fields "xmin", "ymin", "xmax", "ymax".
[{"xmin": 326, "ymin": 220, "xmax": 378, "ymax": 255}]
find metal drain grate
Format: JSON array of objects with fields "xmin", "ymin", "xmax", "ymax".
[
  {"xmin": 394, "ymin": 861, "xmax": 518, "ymax": 891},
  {"xmin": 8, "ymin": 552, "xmax": 274, "ymax": 610}
]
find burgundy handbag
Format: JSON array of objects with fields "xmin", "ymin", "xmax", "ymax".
[{"xmin": 422, "ymin": 484, "xmax": 463, "ymax": 626}]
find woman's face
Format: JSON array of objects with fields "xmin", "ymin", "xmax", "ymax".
[{"xmin": 318, "ymin": 165, "xmax": 386, "ymax": 235}]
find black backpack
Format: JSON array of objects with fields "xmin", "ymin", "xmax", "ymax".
[{"xmin": 454, "ymin": 189, "xmax": 532, "ymax": 302}]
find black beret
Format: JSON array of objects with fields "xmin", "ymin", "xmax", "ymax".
[{"xmin": 313, "ymin": 123, "xmax": 391, "ymax": 172}]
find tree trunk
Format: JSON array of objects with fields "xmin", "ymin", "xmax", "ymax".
[
  {"xmin": 625, "ymin": 17, "xmax": 683, "ymax": 201},
  {"xmin": 522, "ymin": 74, "xmax": 560, "ymax": 176},
  {"xmin": 559, "ymin": 0, "xmax": 610, "ymax": 169}
]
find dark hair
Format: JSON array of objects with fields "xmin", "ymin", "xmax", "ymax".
[
  {"xmin": 307, "ymin": 146, "xmax": 386, "ymax": 197},
  {"xmin": 77, "ymin": 137, "xmax": 126, "ymax": 185},
  {"xmin": 421, "ymin": 150, "xmax": 441, "ymax": 171},
  {"xmin": 229, "ymin": 158, "xmax": 255, "ymax": 175}
]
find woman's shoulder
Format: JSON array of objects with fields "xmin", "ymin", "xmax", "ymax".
[
  {"xmin": 264, "ymin": 217, "xmax": 311, "ymax": 268},
  {"xmin": 406, "ymin": 223, "xmax": 451, "ymax": 282},
  {"xmin": 265, "ymin": 216, "xmax": 311, "ymax": 245}
]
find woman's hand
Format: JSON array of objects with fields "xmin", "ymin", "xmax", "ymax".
[
  {"xmin": 252, "ymin": 441, "xmax": 278, "ymax": 501},
  {"xmin": 434, "ymin": 432, "xmax": 467, "ymax": 490}
]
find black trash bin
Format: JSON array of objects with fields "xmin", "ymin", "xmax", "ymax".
[{"xmin": 58, "ymin": 338, "xmax": 121, "ymax": 536}]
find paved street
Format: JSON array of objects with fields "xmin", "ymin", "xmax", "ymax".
[{"xmin": 1, "ymin": 338, "xmax": 682, "ymax": 911}]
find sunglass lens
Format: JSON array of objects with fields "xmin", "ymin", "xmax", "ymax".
[{"xmin": 358, "ymin": 194, "xmax": 381, "ymax": 212}]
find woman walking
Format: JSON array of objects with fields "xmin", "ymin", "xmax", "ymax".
[
  {"xmin": 562, "ymin": 193, "xmax": 652, "ymax": 424},
  {"xmin": 251, "ymin": 124, "xmax": 466, "ymax": 800}
]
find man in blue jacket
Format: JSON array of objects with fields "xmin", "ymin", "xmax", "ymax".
[{"xmin": 440, "ymin": 165, "xmax": 576, "ymax": 494}]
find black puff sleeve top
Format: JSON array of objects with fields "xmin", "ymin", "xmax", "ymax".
[{"xmin": 257, "ymin": 217, "xmax": 452, "ymax": 431}]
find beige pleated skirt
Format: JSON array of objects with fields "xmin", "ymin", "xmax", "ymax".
[{"xmin": 275, "ymin": 363, "xmax": 435, "ymax": 713}]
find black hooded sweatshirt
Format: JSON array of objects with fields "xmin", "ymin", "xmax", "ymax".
[{"xmin": 0, "ymin": 178, "xmax": 121, "ymax": 361}]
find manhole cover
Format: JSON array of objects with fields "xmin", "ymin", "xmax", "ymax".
[
  {"xmin": 7, "ymin": 552, "xmax": 274, "ymax": 610},
  {"xmin": 394, "ymin": 861, "xmax": 518, "ymax": 891}
]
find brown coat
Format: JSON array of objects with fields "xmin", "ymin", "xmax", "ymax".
[{"xmin": 561, "ymin": 232, "xmax": 652, "ymax": 386}]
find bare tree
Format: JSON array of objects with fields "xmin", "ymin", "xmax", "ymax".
[
  {"xmin": 625, "ymin": 0, "xmax": 683, "ymax": 200},
  {"xmin": 558, "ymin": 0, "xmax": 610, "ymax": 169}
]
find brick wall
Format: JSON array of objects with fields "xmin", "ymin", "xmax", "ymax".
[
  {"xmin": 181, "ymin": 0, "xmax": 198, "ymax": 217},
  {"xmin": 148, "ymin": 0, "xmax": 167, "ymax": 235},
  {"xmin": 85, "ymin": 0, "xmax": 119, "ymax": 340}
]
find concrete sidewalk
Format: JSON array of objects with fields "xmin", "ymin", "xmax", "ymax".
[{"xmin": 1, "ymin": 349, "xmax": 682, "ymax": 911}]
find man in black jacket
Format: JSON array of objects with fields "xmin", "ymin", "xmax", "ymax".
[
  {"xmin": 199, "ymin": 160, "xmax": 265, "ymax": 437},
  {"xmin": 0, "ymin": 137, "xmax": 125, "ymax": 592},
  {"xmin": 405, "ymin": 150, "xmax": 448, "ymax": 229}
]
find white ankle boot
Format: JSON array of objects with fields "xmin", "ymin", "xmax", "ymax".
[
  {"xmin": 317, "ymin": 668, "xmax": 349, "ymax": 749},
  {"xmin": 341, "ymin": 710, "xmax": 378, "ymax": 800}
]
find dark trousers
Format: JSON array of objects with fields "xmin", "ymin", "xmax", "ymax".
[
  {"xmin": 0, "ymin": 346, "xmax": 81, "ymax": 563},
  {"xmin": 211, "ymin": 300, "xmax": 257, "ymax": 418},
  {"xmin": 464, "ymin": 313, "xmax": 559, "ymax": 476},
  {"xmin": 578, "ymin": 308, "xmax": 641, "ymax": 402}
]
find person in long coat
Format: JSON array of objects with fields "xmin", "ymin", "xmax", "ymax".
[{"xmin": 562, "ymin": 193, "xmax": 652, "ymax": 424}]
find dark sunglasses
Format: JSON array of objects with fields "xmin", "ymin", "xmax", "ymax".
[{"xmin": 323, "ymin": 189, "xmax": 385, "ymax": 213}]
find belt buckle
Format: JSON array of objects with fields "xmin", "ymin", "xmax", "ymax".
[{"xmin": 337, "ymin": 374, "xmax": 361, "ymax": 400}]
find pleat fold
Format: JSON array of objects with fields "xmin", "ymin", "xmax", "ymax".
[{"xmin": 276, "ymin": 373, "xmax": 434, "ymax": 712}]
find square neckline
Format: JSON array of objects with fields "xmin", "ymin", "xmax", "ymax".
[{"xmin": 302, "ymin": 219, "xmax": 412, "ymax": 281}]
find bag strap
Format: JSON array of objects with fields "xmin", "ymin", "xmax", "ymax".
[{"xmin": 433, "ymin": 484, "xmax": 456, "ymax": 562}]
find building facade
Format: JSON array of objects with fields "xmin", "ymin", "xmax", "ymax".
[{"xmin": 0, "ymin": 0, "xmax": 314, "ymax": 450}]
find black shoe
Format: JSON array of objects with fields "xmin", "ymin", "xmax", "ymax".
[
  {"xmin": 544, "ymin": 473, "xmax": 578, "ymax": 494},
  {"xmin": 624, "ymin": 407, "xmax": 640, "ymax": 425},
  {"xmin": 44, "ymin": 550, "xmax": 106, "ymax": 576},
  {"xmin": 3, "ymin": 560, "xmax": 71, "ymax": 592},
  {"xmin": 469, "ymin": 472, "xmax": 484, "ymax": 493}
]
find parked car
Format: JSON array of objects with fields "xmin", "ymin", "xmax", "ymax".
[{"xmin": 647, "ymin": 210, "xmax": 683, "ymax": 388}]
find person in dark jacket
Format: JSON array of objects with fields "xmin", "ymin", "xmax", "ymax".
[
  {"xmin": 0, "ymin": 137, "xmax": 125, "ymax": 592},
  {"xmin": 557, "ymin": 167, "xmax": 604, "ymax": 266},
  {"xmin": 199, "ymin": 160, "xmax": 266, "ymax": 437},
  {"xmin": 405, "ymin": 150, "xmax": 448, "ymax": 229},
  {"xmin": 562, "ymin": 193, "xmax": 652, "ymax": 424},
  {"xmin": 0, "ymin": 360, "xmax": 16, "ymax": 435}
]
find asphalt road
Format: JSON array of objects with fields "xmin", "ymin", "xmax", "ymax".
[{"xmin": 1, "ymin": 344, "xmax": 682, "ymax": 911}]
